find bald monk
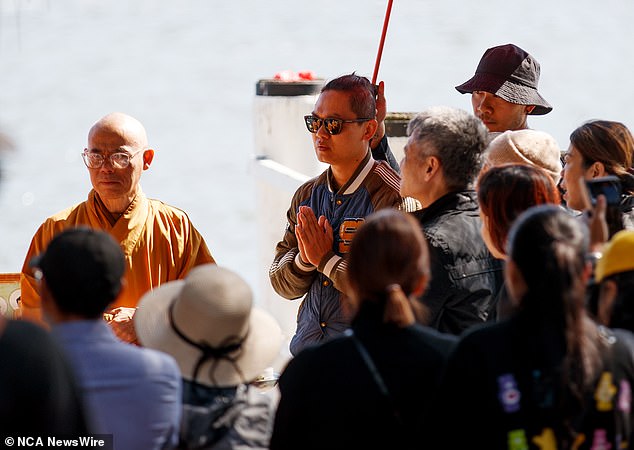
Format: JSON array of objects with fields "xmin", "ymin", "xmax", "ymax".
[{"xmin": 20, "ymin": 112, "xmax": 215, "ymax": 341}]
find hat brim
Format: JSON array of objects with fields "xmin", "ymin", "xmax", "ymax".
[
  {"xmin": 134, "ymin": 281, "xmax": 283, "ymax": 388},
  {"xmin": 456, "ymin": 74, "xmax": 552, "ymax": 115}
]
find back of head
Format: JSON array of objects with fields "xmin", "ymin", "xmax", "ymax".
[
  {"xmin": 507, "ymin": 205, "xmax": 588, "ymax": 320},
  {"xmin": 347, "ymin": 209, "xmax": 428, "ymax": 306},
  {"xmin": 477, "ymin": 164, "xmax": 561, "ymax": 256},
  {"xmin": 407, "ymin": 106, "xmax": 488, "ymax": 190},
  {"xmin": 321, "ymin": 73, "xmax": 376, "ymax": 119},
  {"xmin": 485, "ymin": 129, "xmax": 563, "ymax": 185},
  {"xmin": 33, "ymin": 227, "xmax": 125, "ymax": 318},
  {"xmin": 569, "ymin": 120, "xmax": 634, "ymax": 192},
  {"xmin": 507, "ymin": 204, "xmax": 611, "ymax": 448}
]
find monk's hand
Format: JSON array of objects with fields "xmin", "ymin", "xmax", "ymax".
[
  {"xmin": 296, "ymin": 206, "xmax": 333, "ymax": 267},
  {"xmin": 105, "ymin": 307, "xmax": 139, "ymax": 345}
]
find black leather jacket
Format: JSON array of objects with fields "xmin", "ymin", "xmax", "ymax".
[{"xmin": 412, "ymin": 190, "xmax": 503, "ymax": 335}]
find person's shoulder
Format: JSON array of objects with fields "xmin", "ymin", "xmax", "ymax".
[
  {"xmin": 611, "ymin": 328, "xmax": 634, "ymax": 351},
  {"xmin": 124, "ymin": 341, "xmax": 178, "ymax": 367},
  {"xmin": 146, "ymin": 198, "xmax": 200, "ymax": 230},
  {"xmin": 434, "ymin": 191, "xmax": 479, "ymax": 218},
  {"xmin": 281, "ymin": 335, "xmax": 352, "ymax": 380},
  {"xmin": 408, "ymin": 324, "xmax": 458, "ymax": 354},
  {"xmin": 370, "ymin": 160, "xmax": 401, "ymax": 192},
  {"xmin": 147, "ymin": 198, "xmax": 189, "ymax": 216},
  {"xmin": 41, "ymin": 200, "xmax": 89, "ymax": 226},
  {"xmin": 455, "ymin": 190, "xmax": 479, "ymax": 209},
  {"xmin": 281, "ymin": 171, "xmax": 329, "ymax": 208},
  {"xmin": 1, "ymin": 320, "xmax": 71, "ymax": 372},
  {"xmin": 289, "ymin": 337, "xmax": 344, "ymax": 363},
  {"xmin": 419, "ymin": 191, "xmax": 483, "ymax": 238},
  {"xmin": 455, "ymin": 320, "xmax": 509, "ymax": 350},
  {"xmin": 387, "ymin": 324, "xmax": 459, "ymax": 363},
  {"xmin": 2, "ymin": 319, "xmax": 52, "ymax": 345},
  {"xmin": 121, "ymin": 342, "xmax": 182, "ymax": 379},
  {"xmin": 604, "ymin": 328, "xmax": 634, "ymax": 375},
  {"xmin": 296, "ymin": 171, "xmax": 328, "ymax": 195}
]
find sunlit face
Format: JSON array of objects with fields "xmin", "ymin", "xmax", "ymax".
[
  {"xmin": 86, "ymin": 123, "xmax": 149, "ymax": 207},
  {"xmin": 560, "ymin": 145, "xmax": 591, "ymax": 211},
  {"xmin": 399, "ymin": 137, "xmax": 429, "ymax": 203},
  {"xmin": 310, "ymin": 90, "xmax": 375, "ymax": 167},
  {"xmin": 471, "ymin": 91, "xmax": 531, "ymax": 133}
]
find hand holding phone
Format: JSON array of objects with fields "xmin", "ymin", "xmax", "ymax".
[{"xmin": 585, "ymin": 176, "xmax": 622, "ymax": 206}]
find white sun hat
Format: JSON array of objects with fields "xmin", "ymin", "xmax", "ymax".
[{"xmin": 135, "ymin": 264, "xmax": 282, "ymax": 388}]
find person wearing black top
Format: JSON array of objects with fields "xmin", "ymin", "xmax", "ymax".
[
  {"xmin": 270, "ymin": 209, "xmax": 456, "ymax": 450},
  {"xmin": 433, "ymin": 205, "xmax": 634, "ymax": 449}
]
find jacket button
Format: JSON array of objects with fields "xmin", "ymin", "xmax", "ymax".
[
  {"xmin": 320, "ymin": 322, "xmax": 327, "ymax": 328},
  {"xmin": 336, "ymin": 199, "xmax": 342, "ymax": 205},
  {"xmin": 322, "ymin": 280, "xmax": 329, "ymax": 287}
]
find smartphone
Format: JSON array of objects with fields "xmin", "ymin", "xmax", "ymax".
[{"xmin": 585, "ymin": 175, "xmax": 622, "ymax": 206}]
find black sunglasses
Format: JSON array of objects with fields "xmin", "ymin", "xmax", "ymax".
[{"xmin": 304, "ymin": 115, "xmax": 373, "ymax": 136}]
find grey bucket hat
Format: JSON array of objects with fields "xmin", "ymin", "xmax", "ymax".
[{"xmin": 456, "ymin": 44, "xmax": 552, "ymax": 115}]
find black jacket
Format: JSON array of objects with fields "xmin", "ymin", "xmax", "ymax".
[
  {"xmin": 433, "ymin": 314, "xmax": 634, "ymax": 449},
  {"xmin": 412, "ymin": 190, "xmax": 503, "ymax": 335},
  {"xmin": 270, "ymin": 301, "xmax": 456, "ymax": 450}
]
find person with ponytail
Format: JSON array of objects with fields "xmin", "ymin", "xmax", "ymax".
[
  {"xmin": 270, "ymin": 209, "xmax": 456, "ymax": 450},
  {"xmin": 432, "ymin": 205, "xmax": 634, "ymax": 449}
]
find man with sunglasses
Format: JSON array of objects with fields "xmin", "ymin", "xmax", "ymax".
[
  {"xmin": 20, "ymin": 112, "xmax": 214, "ymax": 341},
  {"xmin": 270, "ymin": 74, "xmax": 414, "ymax": 356}
]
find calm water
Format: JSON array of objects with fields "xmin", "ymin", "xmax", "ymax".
[{"xmin": 1, "ymin": 0, "xmax": 633, "ymax": 302}]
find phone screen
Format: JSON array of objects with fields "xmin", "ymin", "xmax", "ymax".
[{"xmin": 585, "ymin": 176, "xmax": 622, "ymax": 206}]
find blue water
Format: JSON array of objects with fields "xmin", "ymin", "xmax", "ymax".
[{"xmin": 0, "ymin": 0, "xmax": 633, "ymax": 301}]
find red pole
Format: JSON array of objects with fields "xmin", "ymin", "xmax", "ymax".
[{"xmin": 372, "ymin": 0, "xmax": 394, "ymax": 85}]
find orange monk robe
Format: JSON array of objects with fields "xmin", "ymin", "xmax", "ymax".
[{"xmin": 20, "ymin": 189, "xmax": 214, "ymax": 321}]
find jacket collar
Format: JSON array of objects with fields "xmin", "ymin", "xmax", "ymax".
[
  {"xmin": 326, "ymin": 150, "xmax": 375, "ymax": 195},
  {"xmin": 414, "ymin": 190, "xmax": 478, "ymax": 222},
  {"xmin": 87, "ymin": 189, "xmax": 150, "ymax": 256}
]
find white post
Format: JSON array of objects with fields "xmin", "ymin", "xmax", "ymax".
[{"xmin": 252, "ymin": 79, "xmax": 325, "ymax": 359}]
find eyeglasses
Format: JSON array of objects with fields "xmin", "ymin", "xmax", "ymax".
[
  {"xmin": 304, "ymin": 115, "xmax": 373, "ymax": 136},
  {"xmin": 82, "ymin": 149, "xmax": 143, "ymax": 169}
]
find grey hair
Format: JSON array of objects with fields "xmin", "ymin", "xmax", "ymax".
[{"xmin": 406, "ymin": 106, "xmax": 488, "ymax": 190}]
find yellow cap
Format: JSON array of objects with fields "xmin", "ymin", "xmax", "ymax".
[{"xmin": 595, "ymin": 230, "xmax": 634, "ymax": 282}]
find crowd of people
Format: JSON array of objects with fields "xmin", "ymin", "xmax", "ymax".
[{"xmin": 2, "ymin": 42, "xmax": 634, "ymax": 449}]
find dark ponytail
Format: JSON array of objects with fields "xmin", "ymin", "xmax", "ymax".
[{"xmin": 507, "ymin": 205, "xmax": 603, "ymax": 430}]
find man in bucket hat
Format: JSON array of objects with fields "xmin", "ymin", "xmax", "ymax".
[
  {"xmin": 32, "ymin": 227, "xmax": 182, "ymax": 449},
  {"xmin": 135, "ymin": 264, "xmax": 283, "ymax": 449},
  {"xmin": 456, "ymin": 43, "xmax": 552, "ymax": 134}
]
